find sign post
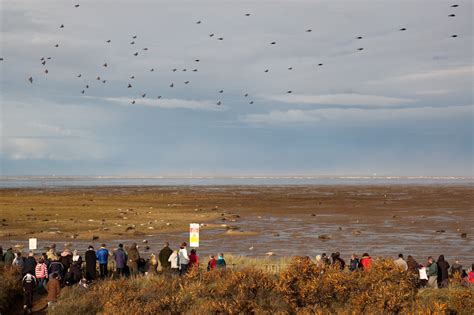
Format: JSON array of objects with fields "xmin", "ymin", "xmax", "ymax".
[
  {"xmin": 189, "ymin": 223, "xmax": 199, "ymax": 248},
  {"xmin": 29, "ymin": 238, "xmax": 37, "ymax": 251}
]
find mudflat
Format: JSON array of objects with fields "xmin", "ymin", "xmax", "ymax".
[{"xmin": 0, "ymin": 185, "xmax": 472, "ymax": 265}]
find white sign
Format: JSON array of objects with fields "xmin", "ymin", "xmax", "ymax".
[
  {"xmin": 189, "ymin": 223, "xmax": 199, "ymax": 247},
  {"xmin": 29, "ymin": 238, "xmax": 37, "ymax": 250}
]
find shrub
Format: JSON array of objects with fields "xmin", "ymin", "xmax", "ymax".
[{"xmin": 0, "ymin": 264, "xmax": 22, "ymax": 314}]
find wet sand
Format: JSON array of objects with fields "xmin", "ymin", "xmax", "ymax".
[{"xmin": 1, "ymin": 185, "xmax": 473, "ymax": 265}]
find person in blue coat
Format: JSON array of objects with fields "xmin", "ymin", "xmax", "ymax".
[{"xmin": 96, "ymin": 244, "xmax": 109, "ymax": 279}]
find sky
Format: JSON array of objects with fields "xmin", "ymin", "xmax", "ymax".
[{"xmin": 0, "ymin": 0, "xmax": 473, "ymax": 176}]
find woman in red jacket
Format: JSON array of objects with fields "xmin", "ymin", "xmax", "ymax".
[
  {"xmin": 188, "ymin": 249, "xmax": 199, "ymax": 270},
  {"xmin": 359, "ymin": 253, "xmax": 373, "ymax": 271}
]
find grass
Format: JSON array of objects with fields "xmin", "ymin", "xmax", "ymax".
[
  {"xmin": 0, "ymin": 263, "xmax": 23, "ymax": 314},
  {"xmin": 41, "ymin": 257, "xmax": 473, "ymax": 315}
]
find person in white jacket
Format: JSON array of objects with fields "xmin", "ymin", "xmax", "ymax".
[
  {"xmin": 168, "ymin": 250, "xmax": 179, "ymax": 275},
  {"xmin": 178, "ymin": 242, "xmax": 189, "ymax": 276}
]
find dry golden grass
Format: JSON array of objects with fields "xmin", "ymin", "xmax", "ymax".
[{"xmin": 43, "ymin": 257, "xmax": 473, "ymax": 315}]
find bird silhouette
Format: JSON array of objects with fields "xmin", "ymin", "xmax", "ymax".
[
  {"xmin": 131, "ymin": 100, "xmax": 136, "ymax": 104},
  {"xmin": 142, "ymin": 48, "xmax": 148, "ymax": 50},
  {"xmin": 60, "ymin": 24, "xmax": 64, "ymax": 28},
  {"xmin": 85, "ymin": 85, "xmax": 89, "ymax": 89},
  {"xmin": 47, "ymin": 57, "xmax": 51, "ymax": 60},
  {"xmin": 357, "ymin": 47, "xmax": 364, "ymax": 51},
  {"xmin": 244, "ymin": 93, "xmax": 248, "ymax": 97},
  {"xmin": 219, "ymin": 90, "xmax": 224, "ymax": 93},
  {"xmin": 209, "ymin": 34, "xmax": 215, "ymax": 37},
  {"xmin": 249, "ymin": 101, "xmax": 254, "ymax": 104},
  {"xmin": 102, "ymin": 80, "xmax": 106, "ymax": 83},
  {"xmin": 287, "ymin": 90, "xmax": 292, "ymax": 93},
  {"xmin": 399, "ymin": 28, "xmax": 407, "ymax": 31},
  {"xmin": 270, "ymin": 41, "xmax": 276, "ymax": 45},
  {"xmin": 128, "ymin": 83, "xmax": 132, "ymax": 88},
  {"xmin": 182, "ymin": 69, "xmax": 187, "ymax": 71},
  {"xmin": 150, "ymin": 68, "xmax": 154, "ymax": 72},
  {"xmin": 142, "ymin": 94, "xmax": 146, "ymax": 98},
  {"xmin": 217, "ymin": 101, "xmax": 221, "ymax": 105},
  {"xmin": 106, "ymin": 40, "xmax": 111, "ymax": 43},
  {"xmin": 77, "ymin": 74, "xmax": 82, "ymax": 78},
  {"xmin": 130, "ymin": 76, "xmax": 135, "ymax": 79},
  {"xmin": 157, "ymin": 96, "xmax": 162, "ymax": 99},
  {"xmin": 184, "ymin": 81, "xmax": 190, "ymax": 84},
  {"xmin": 306, "ymin": 29, "xmax": 312, "ymax": 32},
  {"xmin": 130, "ymin": 41, "xmax": 135, "ymax": 45},
  {"xmin": 196, "ymin": 21, "xmax": 201, "ymax": 24},
  {"xmin": 288, "ymin": 67, "xmax": 293, "ymax": 70},
  {"xmin": 172, "ymin": 69, "xmax": 177, "ymax": 72},
  {"xmin": 264, "ymin": 69, "xmax": 269, "ymax": 72},
  {"xmin": 192, "ymin": 69, "xmax": 198, "ymax": 72},
  {"xmin": 44, "ymin": 69, "xmax": 49, "ymax": 74},
  {"xmin": 28, "ymin": 76, "xmax": 33, "ymax": 83},
  {"xmin": 103, "ymin": 63, "xmax": 108, "ymax": 67},
  {"xmin": 448, "ymin": 14, "xmax": 456, "ymax": 17},
  {"xmin": 74, "ymin": 4, "xmax": 80, "ymax": 8},
  {"xmin": 318, "ymin": 63, "xmax": 323, "ymax": 66},
  {"xmin": 54, "ymin": 44, "xmax": 59, "ymax": 47},
  {"xmin": 96, "ymin": 76, "xmax": 101, "ymax": 80},
  {"xmin": 81, "ymin": 90, "xmax": 85, "ymax": 94},
  {"xmin": 218, "ymin": 37, "xmax": 224, "ymax": 40},
  {"xmin": 245, "ymin": 13, "xmax": 251, "ymax": 16},
  {"xmin": 41, "ymin": 60, "xmax": 46, "ymax": 65},
  {"xmin": 170, "ymin": 83, "xmax": 174, "ymax": 88},
  {"xmin": 195, "ymin": 59, "xmax": 200, "ymax": 62},
  {"xmin": 133, "ymin": 52, "xmax": 138, "ymax": 56},
  {"xmin": 451, "ymin": 4, "xmax": 459, "ymax": 7},
  {"xmin": 132, "ymin": 35, "xmax": 137, "ymax": 39},
  {"xmin": 451, "ymin": 34, "xmax": 458, "ymax": 37},
  {"xmin": 357, "ymin": 36, "xmax": 363, "ymax": 39}
]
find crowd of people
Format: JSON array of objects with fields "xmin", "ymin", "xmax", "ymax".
[
  {"xmin": 1, "ymin": 244, "xmax": 473, "ymax": 313},
  {"xmin": 0, "ymin": 242, "xmax": 226, "ymax": 313}
]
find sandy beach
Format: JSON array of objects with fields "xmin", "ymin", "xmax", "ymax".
[{"xmin": 1, "ymin": 185, "xmax": 473, "ymax": 265}]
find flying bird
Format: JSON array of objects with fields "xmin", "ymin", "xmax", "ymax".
[
  {"xmin": 28, "ymin": 76, "xmax": 33, "ymax": 83},
  {"xmin": 399, "ymin": 28, "xmax": 407, "ymax": 31},
  {"xmin": 77, "ymin": 74, "xmax": 82, "ymax": 78},
  {"xmin": 357, "ymin": 36, "xmax": 363, "ymax": 39},
  {"xmin": 184, "ymin": 81, "xmax": 190, "ymax": 84},
  {"xmin": 85, "ymin": 85, "xmax": 89, "ymax": 88},
  {"xmin": 249, "ymin": 101, "xmax": 254, "ymax": 104},
  {"xmin": 451, "ymin": 34, "xmax": 458, "ymax": 37},
  {"xmin": 150, "ymin": 68, "xmax": 154, "ymax": 72},
  {"xmin": 218, "ymin": 37, "xmax": 224, "ymax": 40},
  {"xmin": 270, "ymin": 41, "xmax": 276, "ymax": 45},
  {"xmin": 451, "ymin": 4, "xmax": 459, "ymax": 7},
  {"xmin": 106, "ymin": 40, "xmax": 111, "ymax": 43},
  {"xmin": 143, "ymin": 48, "xmax": 148, "ymax": 50},
  {"xmin": 288, "ymin": 67, "xmax": 293, "ymax": 70},
  {"xmin": 245, "ymin": 13, "xmax": 251, "ymax": 16},
  {"xmin": 47, "ymin": 57, "xmax": 51, "ymax": 60},
  {"xmin": 209, "ymin": 34, "xmax": 215, "ymax": 37},
  {"xmin": 182, "ymin": 69, "xmax": 187, "ymax": 71},
  {"xmin": 318, "ymin": 63, "xmax": 323, "ymax": 66},
  {"xmin": 157, "ymin": 96, "xmax": 162, "ymax": 99},
  {"xmin": 74, "ymin": 4, "xmax": 80, "ymax": 8},
  {"xmin": 244, "ymin": 93, "xmax": 248, "ymax": 97},
  {"xmin": 81, "ymin": 90, "xmax": 85, "ymax": 94},
  {"xmin": 130, "ymin": 76, "xmax": 135, "ymax": 79},
  {"xmin": 195, "ymin": 59, "xmax": 200, "ymax": 62},
  {"xmin": 41, "ymin": 60, "xmax": 46, "ymax": 65},
  {"xmin": 142, "ymin": 94, "xmax": 146, "ymax": 98},
  {"xmin": 54, "ymin": 44, "xmax": 59, "ymax": 47},
  {"xmin": 287, "ymin": 90, "xmax": 292, "ymax": 93},
  {"xmin": 96, "ymin": 76, "xmax": 101, "ymax": 80},
  {"xmin": 102, "ymin": 80, "xmax": 106, "ymax": 83},
  {"xmin": 264, "ymin": 69, "xmax": 269, "ymax": 73},
  {"xmin": 169, "ymin": 83, "xmax": 174, "ymax": 88},
  {"xmin": 128, "ymin": 83, "xmax": 132, "ymax": 88},
  {"xmin": 306, "ymin": 29, "xmax": 312, "ymax": 32},
  {"xmin": 192, "ymin": 69, "xmax": 198, "ymax": 72},
  {"xmin": 60, "ymin": 24, "xmax": 64, "ymax": 28},
  {"xmin": 448, "ymin": 14, "xmax": 456, "ymax": 17},
  {"xmin": 130, "ymin": 41, "xmax": 135, "ymax": 45},
  {"xmin": 103, "ymin": 63, "xmax": 107, "ymax": 67},
  {"xmin": 357, "ymin": 48, "xmax": 364, "ymax": 51},
  {"xmin": 196, "ymin": 21, "xmax": 201, "ymax": 24},
  {"xmin": 44, "ymin": 69, "xmax": 48, "ymax": 74},
  {"xmin": 219, "ymin": 90, "xmax": 223, "ymax": 93},
  {"xmin": 132, "ymin": 35, "xmax": 137, "ymax": 39},
  {"xmin": 172, "ymin": 69, "xmax": 177, "ymax": 72},
  {"xmin": 133, "ymin": 52, "xmax": 138, "ymax": 56},
  {"xmin": 217, "ymin": 101, "xmax": 221, "ymax": 105},
  {"xmin": 131, "ymin": 100, "xmax": 136, "ymax": 104}
]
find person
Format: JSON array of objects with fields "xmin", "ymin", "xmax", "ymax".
[
  {"xmin": 3, "ymin": 247, "xmax": 14, "ymax": 266},
  {"xmin": 46, "ymin": 244, "xmax": 59, "ymax": 262},
  {"xmin": 207, "ymin": 255, "xmax": 217, "ymax": 271},
  {"xmin": 450, "ymin": 260, "xmax": 462, "ymax": 277},
  {"xmin": 22, "ymin": 273, "xmax": 36, "ymax": 313},
  {"xmin": 315, "ymin": 255, "xmax": 324, "ymax": 268},
  {"xmin": 332, "ymin": 252, "xmax": 345, "ymax": 270},
  {"xmin": 48, "ymin": 258, "xmax": 64, "ymax": 279},
  {"xmin": 72, "ymin": 249, "xmax": 83, "ymax": 266},
  {"xmin": 158, "ymin": 242, "xmax": 173, "ymax": 271},
  {"xmin": 189, "ymin": 248, "xmax": 199, "ymax": 270},
  {"xmin": 46, "ymin": 272, "xmax": 61, "ymax": 309},
  {"xmin": 85, "ymin": 246, "xmax": 97, "ymax": 280},
  {"xmin": 60, "ymin": 247, "xmax": 73, "ymax": 279},
  {"xmin": 349, "ymin": 254, "xmax": 359, "ymax": 272},
  {"xmin": 427, "ymin": 256, "xmax": 438, "ymax": 289},
  {"xmin": 178, "ymin": 242, "xmax": 190, "ymax": 275},
  {"xmin": 146, "ymin": 253, "xmax": 158, "ymax": 275},
  {"xmin": 12, "ymin": 252, "xmax": 24, "ymax": 270},
  {"xmin": 127, "ymin": 243, "xmax": 140, "ymax": 276},
  {"xmin": 35, "ymin": 257, "xmax": 48, "ymax": 294},
  {"xmin": 406, "ymin": 255, "xmax": 419, "ymax": 274},
  {"xmin": 437, "ymin": 255, "xmax": 450, "ymax": 288},
  {"xmin": 469, "ymin": 264, "xmax": 474, "ymax": 285},
  {"xmin": 96, "ymin": 244, "xmax": 109, "ymax": 279},
  {"xmin": 321, "ymin": 253, "xmax": 331, "ymax": 266},
  {"xmin": 23, "ymin": 252, "xmax": 37, "ymax": 276},
  {"xmin": 359, "ymin": 253, "xmax": 372, "ymax": 271},
  {"xmin": 168, "ymin": 250, "xmax": 179, "ymax": 274},
  {"xmin": 216, "ymin": 253, "xmax": 226, "ymax": 270},
  {"xmin": 460, "ymin": 269, "xmax": 469, "ymax": 287},
  {"xmin": 114, "ymin": 244, "xmax": 127, "ymax": 277},
  {"xmin": 394, "ymin": 254, "xmax": 408, "ymax": 271}
]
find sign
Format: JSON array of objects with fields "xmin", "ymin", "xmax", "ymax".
[
  {"xmin": 29, "ymin": 238, "xmax": 37, "ymax": 250},
  {"xmin": 189, "ymin": 223, "xmax": 199, "ymax": 247}
]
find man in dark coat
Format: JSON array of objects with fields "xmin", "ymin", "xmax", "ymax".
[
  {"xmin": 114, "ymin": 244, "xmax": 127, "ymax": 276},
  {"xmin": 437, "ymin": 255, "xmax": 450, "ymax": 288},
  {"xmin": 3, "ymin": 247, "xmax": 14, "ymax": 266},
  {"xmin": 158, "ymin": 242, "xmax": 173, "ymax": 271},
  {"xmin": 22, "ymin": 273, "xmax": 36, "ymax": 312},
  {"xmin": 23, "ymin": 252, "xmax": 37, "ymax": 276},
  {"xmin": 85, "ymin": 246, "xmax": 97, "ymax": 280},
  {"xmin": 127, "ymin": 243, "xmax": 140, "ymax": 276}
]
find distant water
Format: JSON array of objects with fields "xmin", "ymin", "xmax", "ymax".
[{"xmin": 0, "ymin": 176, "xmax": 472, "ymax": 188}]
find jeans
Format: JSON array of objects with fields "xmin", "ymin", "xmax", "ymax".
[
  {"xmin": 99, "ymin": 263, "xmax": 108, "ymax": 278},
  {"xmin": 179, "ymin": 264, "xmax": 188, "ymax": 276},
  {"xmin": 37, "ymin": 278, "xmax": 47, "ymax": 293}
]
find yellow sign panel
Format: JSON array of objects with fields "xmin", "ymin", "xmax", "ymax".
[{"xmin": 190, "ymin": 223, "xmax": 199, "ymax": 247}]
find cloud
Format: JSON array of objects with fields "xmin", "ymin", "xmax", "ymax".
[
  {"xmin": 368, "ymin": 66, "xmax": 473, "ymax": 85},
  {"xmin": 264, "ymin": 93, "xmax": 416, "ymax": 106},
  {"xmin": 103, "ymin": 97, "xmax": 224, "ymax": 111},
  {"xmin": 242, "ymin": 105, "xmax": 473, "ymax": 125}
]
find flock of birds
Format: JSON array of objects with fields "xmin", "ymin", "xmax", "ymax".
[{"xmin": 0, "ymin": 3, "xmax": 463, "ymax": 107}]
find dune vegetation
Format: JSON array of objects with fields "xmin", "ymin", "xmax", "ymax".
[{"xmin": 26, "ymin": 257, "xmax": 472, "ymax": 315}]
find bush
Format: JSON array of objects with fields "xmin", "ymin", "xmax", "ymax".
[{"xmin": 0, "ymin": 264, "xmax": 23, "ymax": 314}]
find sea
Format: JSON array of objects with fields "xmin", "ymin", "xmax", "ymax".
[{"xmin": 0, "ymin": 176, "xmax": 472, "ymax": 188}]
